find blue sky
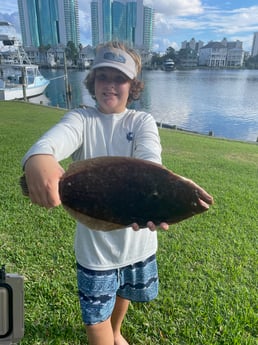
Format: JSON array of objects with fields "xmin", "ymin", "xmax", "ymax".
[{"xmin": 0, "ymin": 0, "xmax": 258, "ymax": 52}]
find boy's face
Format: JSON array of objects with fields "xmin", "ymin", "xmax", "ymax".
[{"xmin": 94, "ymin": 67, "xmax": 131, "ymax": 114}]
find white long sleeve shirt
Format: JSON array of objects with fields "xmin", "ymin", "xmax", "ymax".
[{"xmin": 22, "ymin": 106, "xmax": 162, "ymax": 270}]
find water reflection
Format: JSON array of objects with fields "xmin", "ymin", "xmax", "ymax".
[
  {"xmin": 140, "ymin": 69, "xmax": 258, "ymax": 141},
  {"xmin": 40, "ymin": 68, "xmax": 258, "ymax": 142}
]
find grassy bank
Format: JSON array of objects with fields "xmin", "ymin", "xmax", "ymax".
[{"xmin": 0, "ymin": 100, "xmax": 257, "ymax": 344}]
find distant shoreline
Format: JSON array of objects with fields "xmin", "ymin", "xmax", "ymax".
[{"xmin": 155, "ymin": 121, "xmax": 258, "ymax": 144}]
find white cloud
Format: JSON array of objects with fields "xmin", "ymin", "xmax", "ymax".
[
  {"xmin": 202, "ymin": 5, "xmax": 258, "ymax": 31},
  {"xmin": 152, "ymin": 37, "xmax": 179, "ymax": 53},
  {"xmin": 151, "ymin": 4, "xmax": 258, "ymax": 51},
  {"xmin": 78, "ymin": 0, "xmax": 91, "ymax": 12},
  {"xmin": 77, "ymin": 0, "xmax": 91, "ymax": 45},
  {"xmin": 0, "ymin": 1, "xmax": 18, "ymax": 14},
  {"xmin": 1, "ymin": 0, "xmax": 257, "ymax": 52},
  {"xmin": 144, "ymin": 0, "xmax": 203, "ymax": 16},
  {"xmin": 78, "ymin": 8, "xmax": 92, "ymax": 44}
]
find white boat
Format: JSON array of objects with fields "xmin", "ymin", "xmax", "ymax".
[
  {"xmin": 0, "ymin": 21, "xmax": 49, "ymax": 101},
  {"xmin": 163, "ymin": 58, "xmax": 175, "ymax": 71},
  {"xmin": 0, "ymin": 64, "xmax": 50, "ymax": 100}
]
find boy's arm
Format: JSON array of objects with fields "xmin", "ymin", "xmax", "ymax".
[
  {"xmin": 24, "ymin": 154, "xmax": 64, "ymax": 208},
  {"xmin": 22, "ymin": 109, "xmax": 85, "ymax": 208}
]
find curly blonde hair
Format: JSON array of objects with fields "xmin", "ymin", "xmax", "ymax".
[{"xmin": 85, "ymin": 41, "xmax": 144, "ymax": 105}]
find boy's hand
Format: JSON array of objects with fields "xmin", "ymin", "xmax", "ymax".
[
  {"xmin": 24, "ymin": 154, "xmax": 64, "ymax": 208},
  {"xmin": 132, "ymin": 222, "xmax": 169, "ymax": 232}
]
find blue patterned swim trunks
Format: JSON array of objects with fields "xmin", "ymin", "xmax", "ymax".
[{"xmin": 77, "ymin": 254, "xmax": 158, "ymax": 325}]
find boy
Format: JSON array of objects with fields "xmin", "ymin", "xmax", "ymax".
[{"xmin": 22, "ymin": 41, "xmax": 168, "ymax": 345}]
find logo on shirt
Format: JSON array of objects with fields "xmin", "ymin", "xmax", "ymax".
[{"xmin": 126, "ymin": 132, "xmax": 134, "ymax": 141}]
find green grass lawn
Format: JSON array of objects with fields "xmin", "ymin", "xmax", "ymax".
[{"xmin": 0, "ymin": 100, "xmax": 257, "ymax": 344}]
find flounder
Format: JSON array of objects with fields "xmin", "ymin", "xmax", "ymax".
[{"xmin": 20, "ymin": 156, "xmax": 213, "ymax": 230}]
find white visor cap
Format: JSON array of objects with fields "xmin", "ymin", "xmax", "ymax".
[{"xmin": 92, "ymin": 47, "xmax": 138, "ymax": 79}]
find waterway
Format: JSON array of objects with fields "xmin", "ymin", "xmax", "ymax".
[{"xmin": 38, "ymin": 68, "xmax": 258, "ymax": 142}]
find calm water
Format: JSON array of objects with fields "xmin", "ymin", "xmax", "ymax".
[{"xmin": 38, "ymin": 68, "xmax": 258, "ymax": 142}]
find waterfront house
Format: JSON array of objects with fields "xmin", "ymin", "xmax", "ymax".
[
  {"xmin": 198, "ymin": 39, "xmax": 244, "ymax": 67},
  {"xmin": 199, "ymin": 42, "xmax": 228, "ymax": 67}
]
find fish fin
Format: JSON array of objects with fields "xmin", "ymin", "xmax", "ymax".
[{"xmin": 62, "ymin": 205, "xmax": 125, "ymax": 231}]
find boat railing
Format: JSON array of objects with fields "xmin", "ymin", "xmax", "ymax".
[{"xmin": 3, "ymin": 80, "xmax": 22, "ymax": 88}]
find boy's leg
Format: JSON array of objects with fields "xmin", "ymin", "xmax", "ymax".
[
  {"xmin": 85, "ymin": 296, "xmax": 130, "ymax": 345},
  {"xmin": 78, "ymin": 255, "xmax": 158, "ymax": 345},
  {"xmin": 111, "ymin": 296, "xmax": 130, "ymax": 344},
  {"xmin": 85, "ymin": 318, "xmax": 114, "ymax": 345}
]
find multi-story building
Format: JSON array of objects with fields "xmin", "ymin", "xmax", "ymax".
[
  {"xmin": 90, "ymin": 0, "xmax": 154, "ymax": 51},
  {"xmin": 199, "ymin": 39, "xmax": 244, "ymax": 67},
  {"xmin": 142, "ymin": 6, "xmax": 154, "ymax": 51},
  {"xmin": 179, "ymin": 38, "xmax": 204, "ymax": 68},
  {"xmin": 199, "ymin": 42, "xmax": 227, "ymax": 67},
  {"xmin": 181, "ymin": 38, "xmax": 204, "ymax": 53},
  {"xmin": 251, "ymin": 32, "xmax": 258, "ymax": 56},
  {"xmin": 17, "ymin": 0, "xmax": 80, "ymax": 48}
]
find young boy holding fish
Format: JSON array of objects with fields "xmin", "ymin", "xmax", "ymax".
[{"xmin": 22, "ymin": 41, "xmax": 212, "ymax": 345}]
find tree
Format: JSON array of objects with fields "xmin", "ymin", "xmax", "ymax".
[
  {"xmin": 65, "ymin": 41, "xmax": 79, "ymax": 65},
  {"xmin": 38, "ymin": 44, "xmax": 51, "ymax": 64},
  {"xmin": 165, "ymin": 46, "xmax": 176, "ymax": 59},
  {"xmin": 151, "ymin": 52, "xmax": 163, "ymax": 68},
  {"xmin": 245, "ymin": 55, "xmax": 258, "ymax": 69}
]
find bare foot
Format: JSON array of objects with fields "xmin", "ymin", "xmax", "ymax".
[{"xmin": 114, "ymin": 334, "xmax": 129, "ymax": 345}]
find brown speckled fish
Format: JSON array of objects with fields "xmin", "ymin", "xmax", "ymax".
[{"xmin": 30, "ymin": 156, "xmax": 213, "ymax": 230}]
